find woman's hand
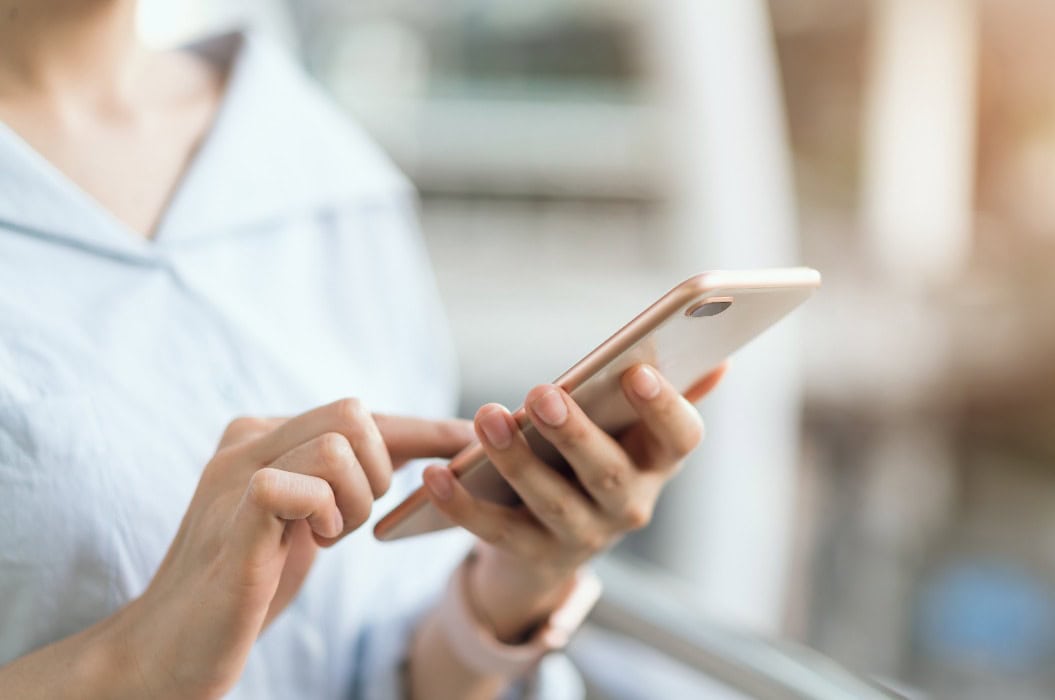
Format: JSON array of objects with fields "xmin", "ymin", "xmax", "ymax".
[
  {"xmin": 421, "ymin": 364, "xmax": 725, "ymax": 641},
  {"xmin": 116, "ymin": 400, "xmax": 473, "ymax": 700}
]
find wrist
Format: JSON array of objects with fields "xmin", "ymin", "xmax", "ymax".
[
  {"xmin": 105, "ymin": 593, "xmax": 219, "ymax": 700},
  {"xmin": 429, "ymin": 550, "xmax": 602, "ymax": 681},
  {"xmin": 62, "ymin": 601, "xmax": 159, "ymax": 700},
  {"xmin": 470, "ymin": 545, "xmax": 578, "ymax": 643}
]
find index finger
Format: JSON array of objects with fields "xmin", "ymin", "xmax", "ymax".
[
  {"xmin": 373, "ymin": 414, "xmax": 475, "ymax": 467},
  {"xmin": 248, "ymin": 399, "xmax": 473, "ymax": 468}
]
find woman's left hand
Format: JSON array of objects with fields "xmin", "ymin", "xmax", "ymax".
[{"xmin": 422, "ymin": 362, "xmax": 726, "ymax": 641}]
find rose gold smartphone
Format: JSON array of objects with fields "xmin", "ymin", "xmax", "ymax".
[{"xmin": 374, "ymin": 267, "xmax": 821, "ymax": 541}]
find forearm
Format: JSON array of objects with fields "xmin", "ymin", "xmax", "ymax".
[{"xmin": 0, "ymin": 604, "xmax": 147, "ymax": 700}]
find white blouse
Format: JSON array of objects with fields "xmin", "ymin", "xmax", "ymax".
[{"xmin": 0, "ymin": 30, "xmax": 577, "ymax": 699}]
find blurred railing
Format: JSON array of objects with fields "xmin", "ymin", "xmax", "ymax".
[{"xmin": 573, "ymin": 556, "xmax": 912, "ymax": 700}]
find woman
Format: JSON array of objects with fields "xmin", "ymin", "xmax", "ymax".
[{"xmin": 0, "ymin": 2, "xmax": 722, "ymax": 698}]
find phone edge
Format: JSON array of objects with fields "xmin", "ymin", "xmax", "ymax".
[{"xmin": 374, "ymin": 267, "xmax": 820, "ymax": 541}]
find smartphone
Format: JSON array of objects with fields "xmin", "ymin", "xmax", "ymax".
[{"xmin": 374, "ymin": 267, "xmax": 821, "ymax": 541}]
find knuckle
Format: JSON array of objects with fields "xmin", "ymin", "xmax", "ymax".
[
  {"xmin": 621, "ymin": 501, "xmax": 653, "ymax": 530},
  {"xmin": 588, "ymin": 466, "xmax": 625, "ymax": 494},
  {"xmin": 223, "ymin": 416, "xmax": 266, "ymax": 442},
  {"xmin": 316, "ymin": 432, "xmax": 353, "ymax": 468},
  {"xmin": 247, "ymin": 467, "xmax": 282, "ymax": 506},
  {"xmin": 227, "ymin": 415, "xmax": 263, "ymax": 432},
  {"xmin": 333, "ymin": 397, "xmax": 367, "ymax": 428},
  {"xmin": 543, "ymin": 497, "xmax": 569, "ymax": 520}
]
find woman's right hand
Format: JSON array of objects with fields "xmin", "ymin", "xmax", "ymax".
[{"xmin": 113, "ymin": 399, "xmax": 473, "ymax": 700}]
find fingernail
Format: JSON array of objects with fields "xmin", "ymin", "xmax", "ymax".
[
  {"xmin": 531, "ymin": 389, "xmax": 567, "ymax": 427},
  {"xmin": 630, "ymin": 366, "xmax": 661, "ymax": 400},
  {"xmin": 332, "ymin": 510, "xmax": 345, "ymax": 536},
  {"xmin": 424, "ymin": 467, "xmax": 453, "ymax": 501},
  {"xmin": 479, "ymin": 408, "xmax": 513, "ymax": 449}
]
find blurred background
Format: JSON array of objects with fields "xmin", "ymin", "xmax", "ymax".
[{"xmin": 140, "ymin": 1, "xmax": 1055, "ymax": 697}]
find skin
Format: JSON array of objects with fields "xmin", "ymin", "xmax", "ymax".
[
  {"xmin": 0, "ymin": 0, "xmax": 222, "ymax": 236},
  {"xmin": 0, "ymin": 1, "xmax": 728, "ymax": 698}
]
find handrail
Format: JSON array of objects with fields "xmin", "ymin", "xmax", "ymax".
[{"xmin": 569, "ymin": 556, "xmax": 909, "ymax": 700}]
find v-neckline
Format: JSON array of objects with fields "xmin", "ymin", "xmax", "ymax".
[
  {"xmin": 0, "ymin": 34, "xmax": 244, "ymax": 248},
  {"xmin": 0, "ymin": 30, "xmax": 413, "ymax": 259}
]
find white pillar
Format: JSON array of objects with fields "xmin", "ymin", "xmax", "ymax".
[
  {"xmin": 851, "ymin": 0, "xmax": 977, "ymax": 672},
  {"xmin": 861, "ymin": 0, "xmax": 978, "ymax": 284},
  {"xmin": 647, "ymin": 0, "xmax": 801, "ymax": 634}
]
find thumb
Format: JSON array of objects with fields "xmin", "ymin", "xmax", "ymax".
[{"xmin": 373, "ymin": 415, "xmax": 476, "ymax": 467}]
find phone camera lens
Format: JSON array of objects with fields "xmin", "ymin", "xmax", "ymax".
[{"xmin": 686, "ymin": 299, "xmax": 733, "ymax": 318}]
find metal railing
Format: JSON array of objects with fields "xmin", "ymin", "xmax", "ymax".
[{"xmin": 568, "ymin": 556, "xmax": 912, "ymax": 700}]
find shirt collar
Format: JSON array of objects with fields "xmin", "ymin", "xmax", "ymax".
[
  {"xmin": 0, "ymin": 120, "xmax": 152, "ymax": 262},
  {"xmin": 0, "ymin": 30, "xmax": 411, "ymax": 259},
  {"xmin": 154, "ymin": 31, "xmax": 412, "ymax": 244}
]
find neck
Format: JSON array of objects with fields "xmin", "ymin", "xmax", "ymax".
[{"xmin": 0, "ymin": 1, "xmax": 144, "ymax": 104}]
